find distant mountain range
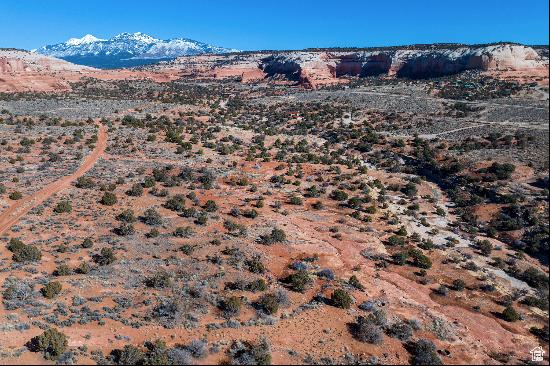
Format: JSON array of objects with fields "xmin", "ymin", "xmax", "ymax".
[{"xmin": 34, "ymin": 32, "xmax": 238, "ymax": 68}]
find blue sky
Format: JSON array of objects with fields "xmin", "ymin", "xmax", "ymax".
[{"xmin": 2, "ymin": 0, "xmax": 548, "ymax": 50}]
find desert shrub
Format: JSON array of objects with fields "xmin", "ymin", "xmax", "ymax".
[
  {"xmin": 116, "ymin": 209, "xmax": 136, "ymax": 223},
  {"xmin": 146, "ymin": 271, "xmax": 172, "ymax": 289},
  {"xmin": 331, "ymin": 289, "xmax": 353, "ymax": 309},
  {"xmin": 81, "ymin": 237, "xmax": 94, "ymax": 248},
  {"xmin": 487, "ymin": 162, "xmax": 515, "ymax": 180},
  {"xmin": 53, "ymin": 200, "xmax": 72, "ymax": 214},
  {"xmin": 228, "ymin": 338, "xmax": 272, "ymax": 365},
  {"xmin": 530, "ymin": 325, "xmax": 549, "ymax": 343},
  {"xmin": 204, "ymin": 200, "xmax": 218, "ymax": 212},
  {"xmin": 257, "ymin": 293, "xmax": 279, "ymax": 315},
  {"xmin": 167, "ymin": 348, "xmax": 192, "ymax": 365},
  {"xmin": 246, "ymin": 279, "xmax": 267, "ymax": 292},
  {"xmin": 259, "ymin": 227, "xmax": 286, "ymax": 245},
  {"xmin": 396, "ymin": 226, "xmax": 408, "ymax": 236},
  {"xmin": 246, "ymin": 257, "xmax": 266, "ymax": 274},
  {"xmin": 387, "ymin": 235, "xmax": 406, "ymax": 246},
  {"xmin": 9, "ymin": 191, "xmax": 23, "ymax": 200},
  {"xmin": 76, "ymin": 262, "xmax": 91, "ymax": 274},
  {"xmin": 452, "ymin": 279, "xmax": 466, "ymax": 291},
  {"xmin": 114, "ymin": 223, "xmax": 135, "ymax": 236},
  {"xmin": 2, "ymin": 278, "xmax": 34, "ymax": 309},
  {"xmin": 288, "ymin": 195, "xmax": 303, "ymax": 205},
  {"xmin": 392, "ymin": 251, "xmax": 408, "ymax": 265},
  {"xmin": 8, "ymin": 239, "xmax": 42, "ymax": 263},
  {"xmin": 141, "ymin": 208, "xmax": 163, "ymax": 226},
  {"xmin": 401, "ymin": 182, "xmax": 418, "ymax": 198},
  {"xmin": 198, "ymin": 170, "xmax": 216, "ymax": 189},
  {"xmin": 477, "ymin": 239, "xmax": 493, "ymax": 256},
  {"xmin": 283, "ymin": 271, "xmax": 312, "ymax": 293},
  {"xmin": 100, "ymin": 191, "xmax": 117, "ymax": 206},
  {"xmin": 93, "ymin": 247, "xmax": 116, "ymax": 266},
  {"xmin": 164, "ymin": 194, "xmax": 186, "ymax": 212},
  {"xmin": 220, "ymin": 296, "xmax": 242, "ymax": 317},
  {"xmin": 28, "ymin": 328, "xmax": 68, "ymax": 360},
  {"xmin": 126, "ymin": 183, "xmax": 144, "ymax": 197},
  {"xmin": 386, "ymin": 320, "xmax": 413, "ymax": 341},
  {"xmin": 520, "ymin": 267, "xmax": 549, "ymax": 290},
  {"xmin": 110, "ymin": 345, "xmax": 144, "ymax": 365},
  {"xmin": 75, "ymin": 176, "xmax": 95, "ymax": 189},
  {"xmin": 173, "ymin": 226, "xmax": 194, "ymax": 238},
  {"xmin": 501, "ymin": 306, "xmax": 519, "ymax": 322},
  {"xmin": 54, "ymin": 264, "xmax": 72, "ymax": 276},
  {"xmin": 242, "ymin": 209, "xmax": 258, "ymax": 219},
  {"xmin": 407, "ymin": 339, "xmax": 442, "ymax": 365},
  {"xmin": 317, "ymin": 268, "xmax": 335, "ymax": 280},
  {"xmin": 41, "ymin": 281, "xmax": 62, "ymax": 299},
  {"xmin": 521, "ymin": 295, "xmax": 549, "ymax": 311},
  {"xmin": 143, "ymin": 176, "xmax": 156, "ymax": 188},
  {"xmin": 330, "ymin": 189, "xmax": 349, "ymax": 201},
  {"xmin": 408, "ymin": 249, "xmax": 432, "ymax": 269},
  {"xmin": 146, "ymin": 228, "xmax": 160, "ymax": 238},
  {"xmin": 143, "ymin": 340, "xmax": 170, "ymax": 365},
  {"xmin": 350, "ymin": 316, "xmax": 383, "ymax": 344},
  {"xmin": 182, "ymin": 339, "xmax": 208, "ymax": 359},
  {"xmin": 349, "ymin": 275, "xmax": 364, "ymax": 290}
]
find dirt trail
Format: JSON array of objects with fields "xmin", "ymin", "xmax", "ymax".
[{"xmin": 0, "ymin": 123, "xmax": 107, "ymax": 236}]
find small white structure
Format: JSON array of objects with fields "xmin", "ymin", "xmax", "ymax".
[{"xmin": 530, "ymin": 346, "xmax": 545, "ymax": 362}]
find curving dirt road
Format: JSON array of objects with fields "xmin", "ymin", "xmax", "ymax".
[{"xmin": 0, "ymin": 123, "xmax": 107, "ymax": 236}]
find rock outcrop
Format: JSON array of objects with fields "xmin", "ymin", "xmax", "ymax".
[
  {"xmin": 0, "ymin": 49, "xmax": 94, "ymax": 92},
  {"xmin": 160, "ymin": 43, "xmax": 548, "ymax": 88}
]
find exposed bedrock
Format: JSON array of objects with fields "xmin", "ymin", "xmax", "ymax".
[
  {"xmin": 394, "ymin": 54, "xmax": 486, "ymax": 79},
  {"xmin": 334, "ymin": 54, "xmax": 393, "ymax": 77},
  {"xmin": 260, "ymin": 55, "xmax": 302, "ymax": 81}
]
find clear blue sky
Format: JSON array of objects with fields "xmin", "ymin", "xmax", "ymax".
[{"xmin": 3, "ymin": 0, "xmax": 549, "ymax": 50}]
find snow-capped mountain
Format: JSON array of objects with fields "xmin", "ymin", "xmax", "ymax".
[{"xmin": 35, "ymin": 32, "xmax": 238, "ymax": 69}]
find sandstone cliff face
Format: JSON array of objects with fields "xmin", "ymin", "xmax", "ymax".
[
  {"xmin": 164, "ymin": 43, "xmax": 548, "ymax": 88},
  {"xmin": 0, "ymin": 49, "xmax": 94, "ymax": 92}
]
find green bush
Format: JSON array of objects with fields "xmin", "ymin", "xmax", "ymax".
[
  {"xmin": 94, "ymin": 247, "xmax": 116, "ymax": 266},
  {"xmin": 330, "ymin": 189, "xmax": 349, "ymax": 201},
  {"xmin": 100, "ymin": 191, "xmax": 117, "ymax": 206},
  {"xmin": 502, "ymin": 306, "xmax": 520, "ymax": 322},
  {"xmin": 75, "ymin": 176, "xmax": 95, "ymax": 189},
  {"xmin": 127, "ymin": 183, "xmax": 144, "ymax": 197},
  {"xmin": 9, "ymin": 191, "xmax": 23, "ymax": 200},
  {"xmin": 53, "ymin": 200, "xmax": 72, "ymax": 214},
  {"xmin": 408, "ymin": 249, "xmax": 432, "ymax": 269},
  {"xmin": 116, "ymin": 209, "xmax": 136, "ymax": 223},
  {"xmin": 220, "ymin": 296, "xmax": 242, "ymax": 317},
  {"xmin": 257, "ymin": 293, "xmax": 279, "ymax": 315},
  {"xmin": 387, "ymin": 235, "xmax": 406, "ymax": 246},
  {"xmin": 407, "ymin": 339, "xmax": 442, "ymax": 365},
  {"xmin": 283, "ymin": 271, "xmax": 312, "ymax": 293},
  {"xmin": 331, "ymin": 289, "xmax": 353, "ymax": 309},
  {"xmin": 41, "ymin": 281, "xmax": 62, "ymax": 299},
  {"xmin": 8, "ymin": 238, "xmax": 42, "ymax": 263},
  {"xmin": 53, "ymin": 264, "xmax": 72, "ymax": 276},
  {"xmin": 141, "ymin": 208, "xmax": 162, "ymax": 226},
  {"xmin": 146, "ymin": 271, "xmax": 172, "ymax": 289},
  {"xmin": 259, "ymin": 227, "xmax": 286, "ymax": 245},
  {"xmin": 81, "ymin": 237, "xmax": 94, "ymax": 248},
  {"xmin": 349, "ymin": 275, "xmax": 365, "ymax": 290},
  {"xmin": 28, "ymin": 328, "xmax": 68, "ymax": 360}
]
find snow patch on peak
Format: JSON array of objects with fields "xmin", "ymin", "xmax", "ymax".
[
  {"xmin": 113, "ymin": 32, "xmax": 159, "ymax": 44},
  {"xmin": 66, "ymin": 34, "xmax": 104, "ymax": 46}
]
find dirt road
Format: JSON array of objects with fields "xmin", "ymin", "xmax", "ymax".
[{"xmin": 0, "ymin": 123, "xmax": 107, "ymax": 236}]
